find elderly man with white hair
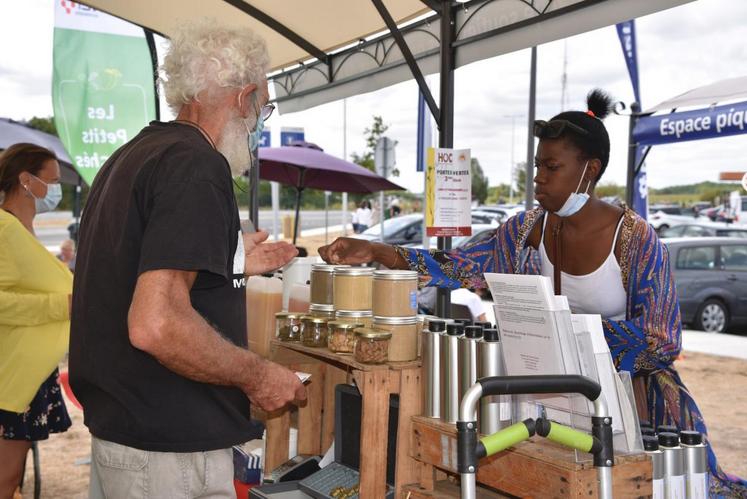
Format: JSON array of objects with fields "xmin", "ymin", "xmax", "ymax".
[{"xmin": 69, "ymin": 21, "xmax": 305, "ymax": 498}]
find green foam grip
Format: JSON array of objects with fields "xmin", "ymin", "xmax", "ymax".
[
  {"xmin": 545, "ymin": 422, "xmax": 595, "ymax": 453},
  {"xmin": 479, "ymin": 421, "xmax": 531, "ymax": 457}
]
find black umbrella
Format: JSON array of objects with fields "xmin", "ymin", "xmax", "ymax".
[{"xmin": 0, "ymin": 117, "xmax": 83, "ymax": 186}]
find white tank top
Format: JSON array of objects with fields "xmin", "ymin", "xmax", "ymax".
[{"xmin": 539, "ymin": 215, "xmax": 627, "ymax": 320}]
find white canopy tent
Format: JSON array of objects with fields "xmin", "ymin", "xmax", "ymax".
[
  {"xmin": 644, "ymin": 75, "xmax": 747, "ymax": 113},
  {"xmin": 77, "ymin": 0, "xmax": 693, "ymax": 320}
]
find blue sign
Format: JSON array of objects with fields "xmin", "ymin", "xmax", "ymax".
[
  {"xmin": 616, "ymin": 20, "xmax": 641, "ymax": 104},
  {"xmin": 616, "ymin": 19, "xmax": 646, "ymax": 218},
  {"xmin": 634, "ymin": 101, "xmax": 747, "ymax": 146},
  {"xmin": 280, "ymin": 129, "xmax": 305, "ymax": 146},
  {"xmin": 259, "ymin": 130, "xmax": 271, "ymax": 147},
  {"xmin": 416, "ymin": 88, "xmax": 430, "ymax": 172}
]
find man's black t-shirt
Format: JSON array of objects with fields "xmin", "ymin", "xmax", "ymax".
[{"xmin": 70, "ymin": 121, "xmax": 260, "ymax": 452}]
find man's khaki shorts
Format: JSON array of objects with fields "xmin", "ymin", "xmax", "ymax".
[{"xmin": 88, "ymin": 437, "xmax": 235, "ymax": 498}]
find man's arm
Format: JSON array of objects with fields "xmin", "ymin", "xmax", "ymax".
[{"xmin": 128, "ymin": 269, "xmax": 305, "ymax": 411}]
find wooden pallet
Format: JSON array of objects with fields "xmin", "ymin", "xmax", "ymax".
[
  {"xmin": 410, "ymin": 416, "xmax": 653, "ymax": 498},
  {"xmin": 265, "ymin": 340, "xmax": 422, "ymax": 499}
]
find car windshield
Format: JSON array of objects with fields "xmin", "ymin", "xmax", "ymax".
[{"xmin": 362, "ymin": 215, "xmax": 422, "ymax": 236}]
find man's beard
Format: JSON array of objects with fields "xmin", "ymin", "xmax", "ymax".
[{"xmin": 217, "ymin": 115, "xmax": 254, "ymax": 177}]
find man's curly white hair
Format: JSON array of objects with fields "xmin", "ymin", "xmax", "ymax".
[{"xmin": 160, "ymin": 20, "xmax": 270, "ymax": 113}]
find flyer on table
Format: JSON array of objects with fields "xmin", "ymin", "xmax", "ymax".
[{"xmin": 425, "ymin": 147, "xmax": 472, "ymax": 237}]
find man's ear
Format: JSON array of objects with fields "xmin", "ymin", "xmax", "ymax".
[{"xmin": 237, "ymin": 84, "xmax": 258, "ymax": 119}]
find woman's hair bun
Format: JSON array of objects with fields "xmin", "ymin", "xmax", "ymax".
[{"xmin": 586, "ymin": 88, "xmax": 614, "ymax": 120}]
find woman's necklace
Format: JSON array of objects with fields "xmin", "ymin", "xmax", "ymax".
[{"xmin": 173, "ymin": 119, "xmax": 217, "ymax": 149}]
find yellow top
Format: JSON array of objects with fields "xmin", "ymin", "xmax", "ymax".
[{"xmin": 0, "ymin": 209, "xmax": 72, "ymax": 412}]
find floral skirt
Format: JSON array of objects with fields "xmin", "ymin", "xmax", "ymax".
[{"xmin": 0, "ymin": 369, "xmax": 72, "ymax": 441}]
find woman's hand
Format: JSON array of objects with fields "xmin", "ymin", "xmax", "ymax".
[{"xmin": 318, "ymin": 237, "xmax": 376, "ymax": 265}]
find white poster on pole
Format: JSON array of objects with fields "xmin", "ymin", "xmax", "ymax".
[{"xmin": 425, "ymin": 148, "xmax": 472, "ymax": 237}]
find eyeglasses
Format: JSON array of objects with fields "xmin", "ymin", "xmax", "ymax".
[
  {"xmin": 251, "ymin": 92, "xmax": 275, "ymax": 121},
  {"xmin": 259, "ymin": 103, "xmax": 275, "ymax": 121},
  {"xmin": 533, "ymin": 119, "xmax": 590, "ymax": 139}
]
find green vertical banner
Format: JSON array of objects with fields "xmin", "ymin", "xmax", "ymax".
[{"xmin": 53, "ymin": 2, "xmax": 156, "ymax": 185}]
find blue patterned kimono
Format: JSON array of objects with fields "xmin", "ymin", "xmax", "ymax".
[{"xmin": 395, "ymin": 207, "xmax": 746, "ymax": 497}]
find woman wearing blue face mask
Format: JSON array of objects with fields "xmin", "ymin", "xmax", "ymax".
[
  {"xmin": 320, "ymin": 89, "xmax": 746, "ymax": 496},
  {"xmin": 0, "ymin": 143, "xmax": 72, "ymax": 498}
]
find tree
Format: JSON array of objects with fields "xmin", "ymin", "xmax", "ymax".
[
  {"xmin": 350, "ymin": 115, "xmax": 399, "ymax": 177},
  {"xmin": 514, "ymin": 162, "xmax": 528, "ymax": 198},
  {"xmin": 471, "ymin": 157, "xmax": 489, "ymax": 204},
  {"xmin": 26, "ymin": 116, "xmax": 57, "ymax": 136}
]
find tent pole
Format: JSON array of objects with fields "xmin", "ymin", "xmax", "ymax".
[
  {"xmin": 435, "ymin": 0, "xmax": 455, "ymax": 318},
  {"xmin": 625, "ymin": 102, "xmax": 641, "ymax": 208},
  {"xmin": 292, "ymin": 169, "xmax": 307, "ymax": 245},
  {"xmin": 293, "ymin": 187, "xmax": 303, "ymax": 246},
  {"xmin": 249, "ymin": 149, "xmax": 259, "ymax": 230},
  {"xmin": 72, "ymin": 177, "xmax": 82, "ymax": 243},
  {"xmin": 525, "ymin": 46, "xmax": 537, "ymax": 211}
]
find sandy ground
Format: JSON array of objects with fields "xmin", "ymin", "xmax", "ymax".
[{"xmin": 17, "ymin": 233, "xmax": 747, "ymax": 496}]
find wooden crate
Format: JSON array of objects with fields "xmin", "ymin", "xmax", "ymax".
[
  {"xmin": 410, "ymin": 416, "xmax": 653, "ymax": 498},
  {"xmin": 266, "ymin": 340, "xmax": 422, "ymax": 499}
]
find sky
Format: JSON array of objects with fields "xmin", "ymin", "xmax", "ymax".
[{"xmin": 2, "ymin": 0, "xmax": 747, "ymax": 195}]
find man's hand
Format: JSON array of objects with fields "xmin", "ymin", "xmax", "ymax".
[
  {"xmin": 242, "ymin": 360, "xmax": 307, "ymax": 412},
  {"xmin": 243, "ymin": 231, "xmax": 298, "ymax": 276},
  {"xmin": 318, "ymin": 237, "xmax": 375, "ymax": 265}
]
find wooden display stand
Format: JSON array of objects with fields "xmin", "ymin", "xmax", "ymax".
[
  {"xmin": 408, "ymin": 416, "xmax": 654, "ymax": 498},
  {"xmin": 264, "ymin": 339, "xmax": 422, "ymax": 499}
]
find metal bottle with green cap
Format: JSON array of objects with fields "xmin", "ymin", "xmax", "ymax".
[
  {"xmin": 643, "ymin": 435, "xmax": 665, "ymax": 499},
  {"xmin": 458, "ymin": 326, "xmax": 482, "ymax": 420},
  {"xmin": 440, "ymin": 322, "xmax": 463, "ymax": 424},
  {"xmin": 680, "ymin": 430, "xmax": 708, "ymax": 498},
  {"xmin": 422, "ymin": 319, "xmax": 445, "ymax": 418},
  {"xmin": 477, "ymin": 328, "xmax": 510, "ymax": 434},
  {"xmin": 659, "ymin": 431, "xmax": 686, "ymax": 499}
]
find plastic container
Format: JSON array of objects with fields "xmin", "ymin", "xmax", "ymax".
[
  {"xmin": 372, "ymin": 316, "xmax": 418, "ymax": 361},
  {"xmin": 300, "ymin": 316, "xmax": 329, "ymax": 347},
  {"xmin": 310, "ymin": 263, "xmax": 338, "ymax": 305},
  {"xmin": 327, "ymin": 321, "xmax": 363, "ymax": 353},
  {"xmin": 275, "ymin": 312, "xmax": 303, "ymax": 342},
  {"xmin": 281, "ymin": 257, "xmax": 317, "ymax": 310},
  {"xmin": 335, "ymin": 309, "xmax": 373, "ymax": 328},
  {"xmin": 246, "ymin": 276, "xmax": 283, "ymax": 357},
  {"xmin": 288, "ymin": 283, "xmax": 310, "ymax": 313},
  {"xmin": 333, "ymin": 266, "xmax": 373, "ymax": 311},
  {"xmin": 309, "ymin": 303, "xmax": 335, "ymax": 319},
  {"xmin": 353, "ymin": 328, "xmax": 392, "ymax": 364},
  {"xmin": 372, "ymin": 270, "xmax": 418, "ymax": 317}
]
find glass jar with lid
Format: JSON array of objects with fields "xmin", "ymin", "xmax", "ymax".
[
  {"xmin": 309, "ymin": 303, "xmax": 335, "ymax": 319},
  {"xmin": 372, "ymin": 270, "xmax": 418, "ymax": 317},
  {"xmin": 327, "ymin": 321, "xmax": 363, "ymax": 353},
  {"xmin": 275, "ymin": 312, "xmax": 303, "ymax": 342},
  {"xmin": 310, "ymin": 263, "xmax": 341, "ymax": 305},
  {"xmin": 333, "ymin": 266, "xmax": 373, "ymax": 311},
  {"xmin": 353, "ymin": 328, "xmax": 392, "ymax": 364},
  {"xmin": 300, "ymin": 316, "xmax": 329, "ymax": 347},
  {"xmin": 373, "ymin": 316, "xmax": 418, "ymax": 361},
  {"xmin": 334, "ymin": 309, "xmax": 373, "ymax": 328}
]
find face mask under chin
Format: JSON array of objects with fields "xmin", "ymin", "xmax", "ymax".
[{"xmin": 554, "ymin": 161, "xmax": 591, "ymax": 218}]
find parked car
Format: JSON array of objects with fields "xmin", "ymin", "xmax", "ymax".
[
  {"xmin": 471, "ymin": 210, "xmax": 502, "ymax": 226},
  {"xmin": 665, "ymin": 237, "xmax": 747, "ymax": 332},
  {"xmin": 354, "ymin": 214, "xmax": 496, "ymax": 248},
  {"xmin": 352, "ymin": 213, "xmax": 424, "ymax": 245},
  {"xmin": 404, "ymin": 224, "xmax": 496, "ymax": 250},
  {"xmin": 648, "ymin": 205, "xmax": 707, "ymax": 232},
  {"xmin": 659, "ymin": 223, "xmax": 747, "ymax": 239}
]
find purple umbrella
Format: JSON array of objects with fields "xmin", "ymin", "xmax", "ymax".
[{"xmin": 257, "ymin": 141, "xmax": 404, "ymax": 244}]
